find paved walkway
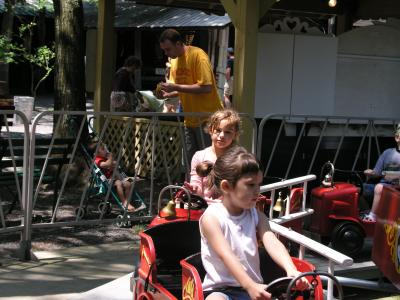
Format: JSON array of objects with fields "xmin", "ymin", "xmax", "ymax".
[{"xmin": 0, "ymin": 241, "xmax": 138, "ymax": 300}]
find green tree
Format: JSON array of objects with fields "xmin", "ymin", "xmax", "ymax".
[{"xmin": 0, "ymin": 1, "xmax": 55, "ymax": 99}]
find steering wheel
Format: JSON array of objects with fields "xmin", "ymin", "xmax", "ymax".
[
  {"xmin": 266, "ymin": 277, "xmax": 311, "ymax": 300},
  {"xmin": 157, "ymin": 185, "xmax": 208, "ymax": 220},
  {"xmin": 266, "ymin": 271, "xmax": 343, "ymax": 300},
  {"xmin": 346, "ymin": 170, "xmax": 364, "ymax": 197},
  {"xmin": 174, "ymin": 188, "xmax": 208, "ymax": 210}
]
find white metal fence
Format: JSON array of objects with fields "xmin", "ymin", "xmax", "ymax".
[{"xmin": 0, "ymin": 110, "xmax": 256, "ymax": 260}]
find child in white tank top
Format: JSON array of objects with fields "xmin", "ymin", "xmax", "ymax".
[{"xmin": 199, "ymin": 146, "xmax": 309, "ymax": 300}]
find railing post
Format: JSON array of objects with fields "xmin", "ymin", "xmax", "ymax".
[
  {"xmin": 19, "ymin": 112, "xmax": 32, "ymax": 260},
  {"xmin": 327, "ymin": 260, "xmax": 335, "ymax": 300}
]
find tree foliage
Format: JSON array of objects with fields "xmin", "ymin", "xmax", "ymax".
[{"xmin": 0, "ymin": 2, "xmax": 55, "ymax": 97}]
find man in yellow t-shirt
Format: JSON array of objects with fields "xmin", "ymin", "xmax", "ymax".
[{"xmin": 159, "ymin": 29, "xmax": 223, "ymax": 164}]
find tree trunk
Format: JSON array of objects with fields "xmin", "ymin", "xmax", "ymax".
[{"xmin": 53, "ymin": 0, "xmax": 88, "ymax": 139}]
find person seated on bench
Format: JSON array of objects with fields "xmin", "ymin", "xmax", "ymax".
[
  {"xmin": 199, "ymin": 146, "xmax": 309, "ymax": 299},
  {"xmin": 185, "ymin": 109, "xmax": 241, "ymax": 205},
  {"xmin": 95, "ymin": 143, "xmax": 145, "ymax": 212},
  {"xmin": 362, "ymin": 125, "xmax": 400, "ymax": 223}
]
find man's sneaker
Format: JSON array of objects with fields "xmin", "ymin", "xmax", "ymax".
[
  {"xmin": 134, "ymin": 203, "xmax": 146, "ymax": 212},
  {"xmin": 361, "ymin": 213, "xmax": 376, "ymax": 223}
]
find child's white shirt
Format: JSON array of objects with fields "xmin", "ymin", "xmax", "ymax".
[{"xmin": 200, "ymin": 203, "xmax": 263, "ymax": 291}]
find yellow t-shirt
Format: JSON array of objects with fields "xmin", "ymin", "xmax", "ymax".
[{"xmin": 169, "ymin": 46, "xmax": 223, "ymax": 127}]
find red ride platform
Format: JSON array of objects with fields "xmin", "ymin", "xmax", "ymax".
[{"xmin": 372, "ymin": 185, "xmax": 400, "ymax": 290}]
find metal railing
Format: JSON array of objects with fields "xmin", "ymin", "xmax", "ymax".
[
  {"xmin": 259, "ymin": 175, "xmax": 353, "ymax": 300},
  {"xmin": 1, "ymin": 110, "xmax": 257, "ymax": 259},
  {"xmin": 0, "ymin": 111, "xmax": 30, "ymax": 258},
  {"xmin": 257, "ymin": 114, "xmax": 400, "ymax": 180}
]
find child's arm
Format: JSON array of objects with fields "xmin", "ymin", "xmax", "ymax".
[
  {"xmin": 189, "ymin": 153, "xmax": 204, "ymax": 195},
  {"xmin": 98, "ymin": 154, "xmax": 116, "ymax": 169},
  {"xmin": 200, "ymin": 214, "xmax": 270, "ymax": 300},
  {"xmin": 257, "ymin": 211, "xmax": 309, "ymax": 289}
]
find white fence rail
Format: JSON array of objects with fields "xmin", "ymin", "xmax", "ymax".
[{"xmin": 260, "ymin": 175, "xmax": 353, "ymax": 300}]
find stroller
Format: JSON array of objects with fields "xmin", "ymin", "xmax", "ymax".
[{"xmin": 76, "ymin": 143, "xmax": 147, "ymax": 227}]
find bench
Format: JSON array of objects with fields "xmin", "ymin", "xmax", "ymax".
[{"xmin": 0, "ymin": 137, "xmax": 76, "ymax": 213}]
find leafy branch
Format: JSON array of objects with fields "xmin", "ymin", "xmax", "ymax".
[{"xmin": 0, "ymin": 19, "xmax": 55, "ymax": 98}]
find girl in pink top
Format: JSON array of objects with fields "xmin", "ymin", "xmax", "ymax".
[{"xmin": 186, "ymin": 109, "xmax": 241, "ymax": 204}]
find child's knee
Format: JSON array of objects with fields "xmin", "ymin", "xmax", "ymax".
[
  {"xmin": 374, "ymin": 183, "xmax": 384, "ymax": 195},
  {"xmin": 114, "ymin": 180, "xmax": 122, "ymax": 188}
]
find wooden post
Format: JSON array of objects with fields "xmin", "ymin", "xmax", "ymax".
[
  {"xmin": 220, "ymin": 0, "xmax": 274, "ymax": 151},
  {"xmin": 94, "ymin": 0, "xmax": 116, "ymax": 129}
]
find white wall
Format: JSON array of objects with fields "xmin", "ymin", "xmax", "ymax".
[
  {"xmin": 254, "ymin": 32, "xmax": 337, "ymax": 118},
  {"xmin": 335, "ymin": 21, "xmax": 400, "ymax": 118}
]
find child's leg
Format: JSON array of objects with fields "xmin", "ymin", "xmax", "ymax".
[
  {"xmin": 122, "ymin": 180, "xmax": 132, "ymax": 200},
  {"xmin": 115, "ymin": 180, "xmax": 135, "ymax": 211},
  {"xmin": 122, "ymin": 180, "xmax": 146, "ymax": 210},
  {"xmin": 114, "ymin": 180, "xmax": 126, "ymax": 203},
  {"xmin": 370, "ymin": 183, "xmax": 384, "ymax": 214}
]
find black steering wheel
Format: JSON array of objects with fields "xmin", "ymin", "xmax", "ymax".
[
  {"xmin": 157, "ymin": 185, "xmax": 208, "ymax": 220},
  {"xmin": 174, "ymin": 188, "xmax": 208, "ymax": 210},
  {"xmin": 266, "ymin": 271, "xmax": 344, "ymax": 300},
  {"xmin": 346, "ymin": 170, "xmax": 364, "ymax": 197},
  {"xmin": 266, "ymin": 277, "xmax": 311, "ymax": 300}
]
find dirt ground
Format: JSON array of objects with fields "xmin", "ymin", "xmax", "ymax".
[{"xmin": 0, "ymin": 176, "xmax": 165, "ymax": 259}]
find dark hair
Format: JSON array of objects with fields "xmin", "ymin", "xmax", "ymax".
[
  {"xmin": 123, "ymin": 56, "xmax": 141, "ymax": 68},
  {"xmin": 159, "ymin": 29, "xmax": 184, "ymax": 44},
  {"xmin": 196, "ymin": 160, "xmax": 214, "ymax": 178},
  {"xmin": 199, "ymin": 146, "xmax": 261, "ymax": 191}
]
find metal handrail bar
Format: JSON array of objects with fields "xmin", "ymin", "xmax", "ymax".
[
  {"xmin": 351, "ymin": 121, "xmax": 370, "ymax": 171},
  {"xmin": 271, "ymin": 208, "xmax": 314, "ymax": 224},
  {"xmin": 16, "ymin": 110, "xmax": 31, "ymax": 260},
  {"xmin": 32, "ymin": 112, "xmax": 63, "ymax": 209},
  {"xmin": 260, "ymin": 174, "xmax": 316, "ymax": 227},
  {"xmin": 260, "ymin": 175, "xmax": 316, "ymax": 192},
  {"xmin": 307, "ymin": 119, "xmax": 328, "ymax": 174},
  {"xmin": 269, "ymin": 222, "xmax": 353, "ymax": 300},
  {"xmin": 332, "ymin": 119, "xmax": 349, "ymax": 166},
  {"xmin": 262, "ymin": 117, "xmax": 285, "ymax": 176},
  {"xmin": 0, "ymin": 111, "xmax": 29, "ymax": 240},
  {"xmin": 257, "ymin": 114, "xmax": 400, "ymax": 178},
  {"xmin": 50, "ymin": 113, "xmax": 86, "ymax": 223},
  {"xmin": 284, "ymin": 119, "xmax": 307, "ymax": 179},
  {"xmin": 3, "ymin": 116, "xmax": 23, "ymax": 209}
]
